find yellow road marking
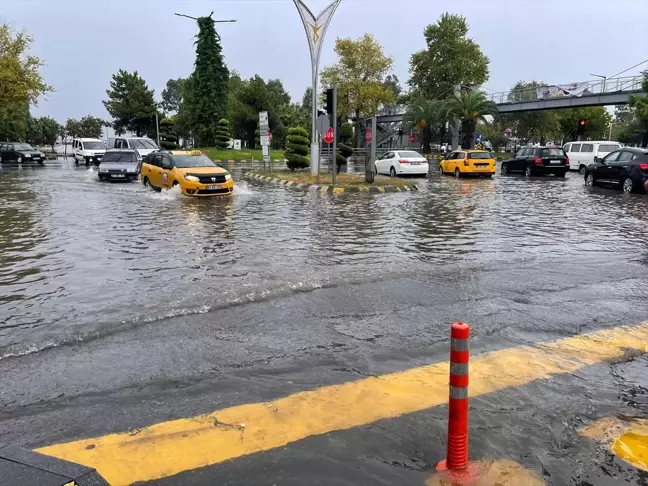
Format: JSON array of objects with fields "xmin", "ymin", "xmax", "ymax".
[
  {"xmin": 581, "ymin": 416, "xmax": 648, "ymax": 471},
  {"xmin": 37, "ymin": 323, "xmax": 648, "ymax": 485}
]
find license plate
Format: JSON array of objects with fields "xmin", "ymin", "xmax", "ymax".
[
  {"xmin": 550, "ymin": 160, "xmax": 562, "ymax": 164},
  {"xmin": 411, "ymin": 161, "xmax": 421, "ymax": 165},
  {"xmin": 475, "ymin": 163, "xmax": 488, "ymax": 167},
  {"xmin": 206, "ymin": 185, "xmax": 222, "ymax": 190},
  {"xmin": 111, "ymin": 174, "xmax": 125, "ymax": 178}
]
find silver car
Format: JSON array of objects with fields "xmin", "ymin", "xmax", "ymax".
[{"xmin": 97, "ymin": 150, "xmax": 141, "ymax": 182}]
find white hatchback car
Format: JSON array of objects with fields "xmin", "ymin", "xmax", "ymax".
[{"xmin": 375, "ymin": 150, "xmax": 429, "ymax": 177}]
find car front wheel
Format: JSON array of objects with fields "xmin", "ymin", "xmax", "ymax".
[
  {"xmin": 17, "ymin": 156, "xmax": 23, "ymax": 163},
  {"xmin": 390, "ymin": 167, "xmax": 396, "ymax": 177},
  {"xmin": 454, "ymin": 168, "xmax": 461, "ymax": 178},
  {"xmin": 501, "ymin": 162, "xmax": 508, "ymax": 175},
  {"xmin": 585, "ymin": 172, "xmax": 595, "ymax": 187},
  {"xmin": 622, "ymin": 177, "xmax": 634, "ymax": 194}
]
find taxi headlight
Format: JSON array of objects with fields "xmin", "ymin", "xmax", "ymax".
[
  {"xmin": 184, "ymin": 175, "xmax": 200, "ymax": 182},
  {"xmin": 224, "ymin": 173, "xmax": 232, "ymax": 181}
]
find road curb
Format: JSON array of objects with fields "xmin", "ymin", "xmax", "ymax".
[{"xmin": 247, "ymin": 172, "xmax": 419, "ymax": 194}]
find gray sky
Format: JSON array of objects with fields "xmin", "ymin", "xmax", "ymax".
[{"xmin": 4, "ymin": 0, "xmax": 648, "ymax": 123}]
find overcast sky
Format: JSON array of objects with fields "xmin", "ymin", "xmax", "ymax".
[{"xmin": 4, "ymin": 0, "xmax": 648, "ymax": 123}]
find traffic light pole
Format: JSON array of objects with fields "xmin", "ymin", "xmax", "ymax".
[{"xmin": 332, "ymin": 86, "xmax": 337, "ymax": 185}]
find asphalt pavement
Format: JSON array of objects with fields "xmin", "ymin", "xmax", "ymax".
[{"xmin": 1, "ymin": 160, "xmax": 648, "ymax": 485}]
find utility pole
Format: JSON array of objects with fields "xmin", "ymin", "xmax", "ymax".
[
  {"xmin": 155, "ymin": 112, "xmax": 160, "ymax": 147},
  {"xmin": 331, "ymin": 86, "xmax": 338, "ymax": 185},
  {"xmin": 452, "ymin": 84, "xmax": 461, "ymax": 150}
]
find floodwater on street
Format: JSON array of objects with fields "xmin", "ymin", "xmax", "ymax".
[
  {"xmin": 1, "ymin": 158, "xmax": 648, "ymax": 485},
  {"xmin": 2, "ymin": 159, "xmax": 648, "ymax": 358}
]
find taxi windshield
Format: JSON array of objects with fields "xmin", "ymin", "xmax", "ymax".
[{"xmin": 173, "ymin": 154, "xmax": 218, "ymax": 168}]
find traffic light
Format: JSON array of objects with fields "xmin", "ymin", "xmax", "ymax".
[
  {"xmin": 577, "ymin": 118, "xmax": 587, "ymax": 137},
  {"xmin": 326, "ymin": 88, "xmax": 335, "ymax": 114}
]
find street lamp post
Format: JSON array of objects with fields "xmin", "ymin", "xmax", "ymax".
[
  {"xmin": 293, "ymin": 0, "xmax": 342, "ymax": 175},
  {"xmin": 591, "ymin": 73, "xmax": 607, "ymax": 93}
]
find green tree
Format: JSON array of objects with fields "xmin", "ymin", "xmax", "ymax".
[
  {"xmin": 285, "ymin": 127, "xmax": 309, "ymax": 171},
  {"xmin": 78, "ymin": 115, "xmax": 106, "ymax": 138},
  {"xmin": 321, "ymin": 34, "xmax": 395, "ymax": 148},
  {"xmin": 628, "ymin": 72, "xmax": 648, "ymax": 147},
  {"xmin": 187, "ymin": 14, "xmax": 229, "ymax": 146},
  {"xmin": 103, "ymin": 69, "xmax": 156, "ymax": 136},
  {"xmin": 446, "ymin": 90, "xmax": 498, "ymax": 149},
  {"xmin": 409, "ymin": 14, "xmax": 489, "ymax": 100},
  {"xmin": 161, "ymin": 78, "xmax": 186, "ymax": 114},
  {"xmin": 159, "ymin": 117, "xmax": 178, "ymax": 150},
  {"xmin": 340, "ymin": 122, "xmax": 354, "ymax": 144},
  {"xmin": 557, "ymin": 107, "xmax": 611, "ymax": 142},
  {"xmin": 215, "ymin": 118, "xmax": 231, "ymax": 149},
  {"xmin": 0, "ymin": 23, "xmax": 53, "ymax": 142},
  {"xmin": 405, "ymin": 98, "xmax": 446, "ymax": 153},
  {"xmin": 35, "ymin": 116, "xmax": 62, "ymax": 150}
]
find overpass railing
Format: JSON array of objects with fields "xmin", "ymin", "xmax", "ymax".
[{"xmin": 487, "ymin": 75, "xmax": 644, "ymax": 104}]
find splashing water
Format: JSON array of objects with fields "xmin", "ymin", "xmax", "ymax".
[{"xmin": 233, "ymin": 180, "xmax": 253, "ymax": 195}]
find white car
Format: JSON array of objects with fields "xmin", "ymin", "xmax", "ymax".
[
  {"xmin": 563, "ymin": 141, "xmax": 622, "ymax": 174},
  {"xmin": 375, "ymin": 150, "xmax": 429, "ymax": 177},
  {"xmin": 108, "ymin": 137, "xmax": 159, "ymax": 160},
  {"xmin": 72, "ymin": 138, "xmax": 106, "ymax": 166}
]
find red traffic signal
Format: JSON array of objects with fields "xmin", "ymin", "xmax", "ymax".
[{"xmin": 579, "ymin": 119, "xmax": 587, "ymax": 126}]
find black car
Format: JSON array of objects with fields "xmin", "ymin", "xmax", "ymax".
[
  {"xmin": 584, "ymin": 147, "xmax": 648, "ymax": 193},
  {"xmin": 0, "ymin": 142, "xmax": 46, "ymax": 164},
  {"xmin": 501, "ymin": 146, "xmax": 569, "ymax": 177},
  {"xmin": 97, "ymin": 150, "xmax": 141, "ymax": 182}
]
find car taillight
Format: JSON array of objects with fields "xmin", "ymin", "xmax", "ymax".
[
  {"xmin": 464, "ymin": 159, "xmax": 469, "ymax": 166},
  {"xmin": 565, "ymin": 157, "xmax": 570, "ymax": 165},
  {"xmin": 639, "ymin": 164, "xmax": 648, "ymax": 170},
  {"xmin": 533, "ymin": 156, "xmax": 543, "ymax": 165},
  {"xmin": 399, "ymin": 159, "xmax": 409, "ymax": 164}
]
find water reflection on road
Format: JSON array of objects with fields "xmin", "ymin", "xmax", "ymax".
[{"xmin": 1, "ymin": 159, "xmax": 648, "ymax": 358}]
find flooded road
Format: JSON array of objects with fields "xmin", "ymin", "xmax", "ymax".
[{"xmin": 1, "ymin": 159, "xmax": 648, "ymax": 485}]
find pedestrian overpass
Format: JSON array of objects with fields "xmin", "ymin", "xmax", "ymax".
[{"xmin": 376, "ymin": 74, "xmax": 645, "ymax": 125}]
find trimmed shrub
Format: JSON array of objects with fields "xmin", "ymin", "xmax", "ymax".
[
  {"xmin": 160, "ymin": 141, "xmax": 178, "ymax": 150},
  {"xmin": 336, "ymin": 143, "xmax": 354, "ymax": 173},
  {"xmin": 341, "ymin": 122, "xmax": 354, "ymax": 143},
  {"xmin": 215, "ymin": 118, "xmax": 231, "ymax": 150},
  {"xmin": 285, "ymin": 127, "xmax": 310, "ymax": 171}
]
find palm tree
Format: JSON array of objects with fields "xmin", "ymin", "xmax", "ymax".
[
  {"xmin": 405, "ymin": 98, "xmax": 445, "ymax": 153},
  {"xmin": 446, "ymin": 90, "xmax": 499, "ymax": 149}
]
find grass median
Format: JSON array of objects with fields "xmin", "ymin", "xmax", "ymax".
[
  {"xmin": 255, "ymin": 171, "xmax": 415, "ymax": 188},
  {"xmin": 200, "ymin": 148, "xmax": 286, "ymax": 161}
]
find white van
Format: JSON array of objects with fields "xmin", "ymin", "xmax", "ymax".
[
  {"xmin": 564, "ymin": 141, "xmax": 622, "ymax": 173},
  {"xmin": 72, "ymin": 138, "xmax": 106, "ymax": 166},
  {"xmin": 107, "ymin": 137, "xmax": 159, "ymax": 160}
]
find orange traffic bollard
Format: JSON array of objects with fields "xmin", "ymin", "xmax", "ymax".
[{"xmin": 437, "ymin": 322, "xmax": 472, "ymax": 474}]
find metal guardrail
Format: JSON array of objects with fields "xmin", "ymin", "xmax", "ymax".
[{"xmin": 487, "ymin": 75, "xmax": 644, "ymax": 104}]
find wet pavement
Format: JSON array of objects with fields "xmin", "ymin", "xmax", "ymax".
[{"xmin": 1, "ymin": 159, "xmax": 648, "ymax": 485}]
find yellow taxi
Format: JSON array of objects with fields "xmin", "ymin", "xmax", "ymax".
[
  {"xmin": 140, "ymin": 150, "xmax": 234, "ymax": 196},
  {"xmin": 439, "ymin": 150, "xmax": 496, "ymax": 178}
]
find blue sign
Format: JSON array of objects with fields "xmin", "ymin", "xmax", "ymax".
[{"xmin": 476, "ymin": 133, "xmax": 483, "ymax": 142}]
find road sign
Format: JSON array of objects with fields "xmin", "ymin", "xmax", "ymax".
[
  {"xmin": 365, "ymin": 128, "xmax": 372, "ymax": 143},
  {"xmin": 316, "ymin": 114, "xmax": 330, "ymax": 138},
  {"xmin": 268, "ymin": 132, "xmax": 273, "ymax": 142},
  {"xmin": 408, "ymin": 135, "xmax": 415, "ymax": 144},
  {"xmin": 260, "ymin": 136, "xmax": 270, "ymax": 146},
  {"xmin": 259, "ymin": 111, "xmax": 270, "ymax": 165},
  {"xmin": 323, "ymin": 127, "xmax": 334, "ymax": 144},
  {"xmin": 476, "ymin": 133, "xmax": 483, "ymax": 142}
]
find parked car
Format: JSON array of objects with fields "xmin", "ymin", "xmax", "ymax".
[
  {"xmin": 439, "ymin": 150, "xmax": 496, "ymax": 178},
  {"xmin": 72, "ymin": 138, "xmax": 106, "ymax": 166},
  {"xmin": 140, "ymin": 150, "xmax": 234, "ymax": 196},
  {"xmin": 108, "ymin": 137, "xmax": 159, "ymax": 160},
  {"xmin": 584, "ymin": 147, "xmax": 648, "ymax": 193},
  {"xmin": 0, "ymin": 142, "xmax": 46, "ymax": 164},
  {"xmin": 374, "ymin": 150, "xmax": 429, "ymax": 177},
  {"xmin": 564, "ymin": 141, "xmax": 622, "ymax": 174},
  {"xmin": 501, "ymin": 146, "xmax": 569, "ymax": 177},
  {"xmin": 97, "ymin": 150, "xmax": 141, "ymax": 182}
]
